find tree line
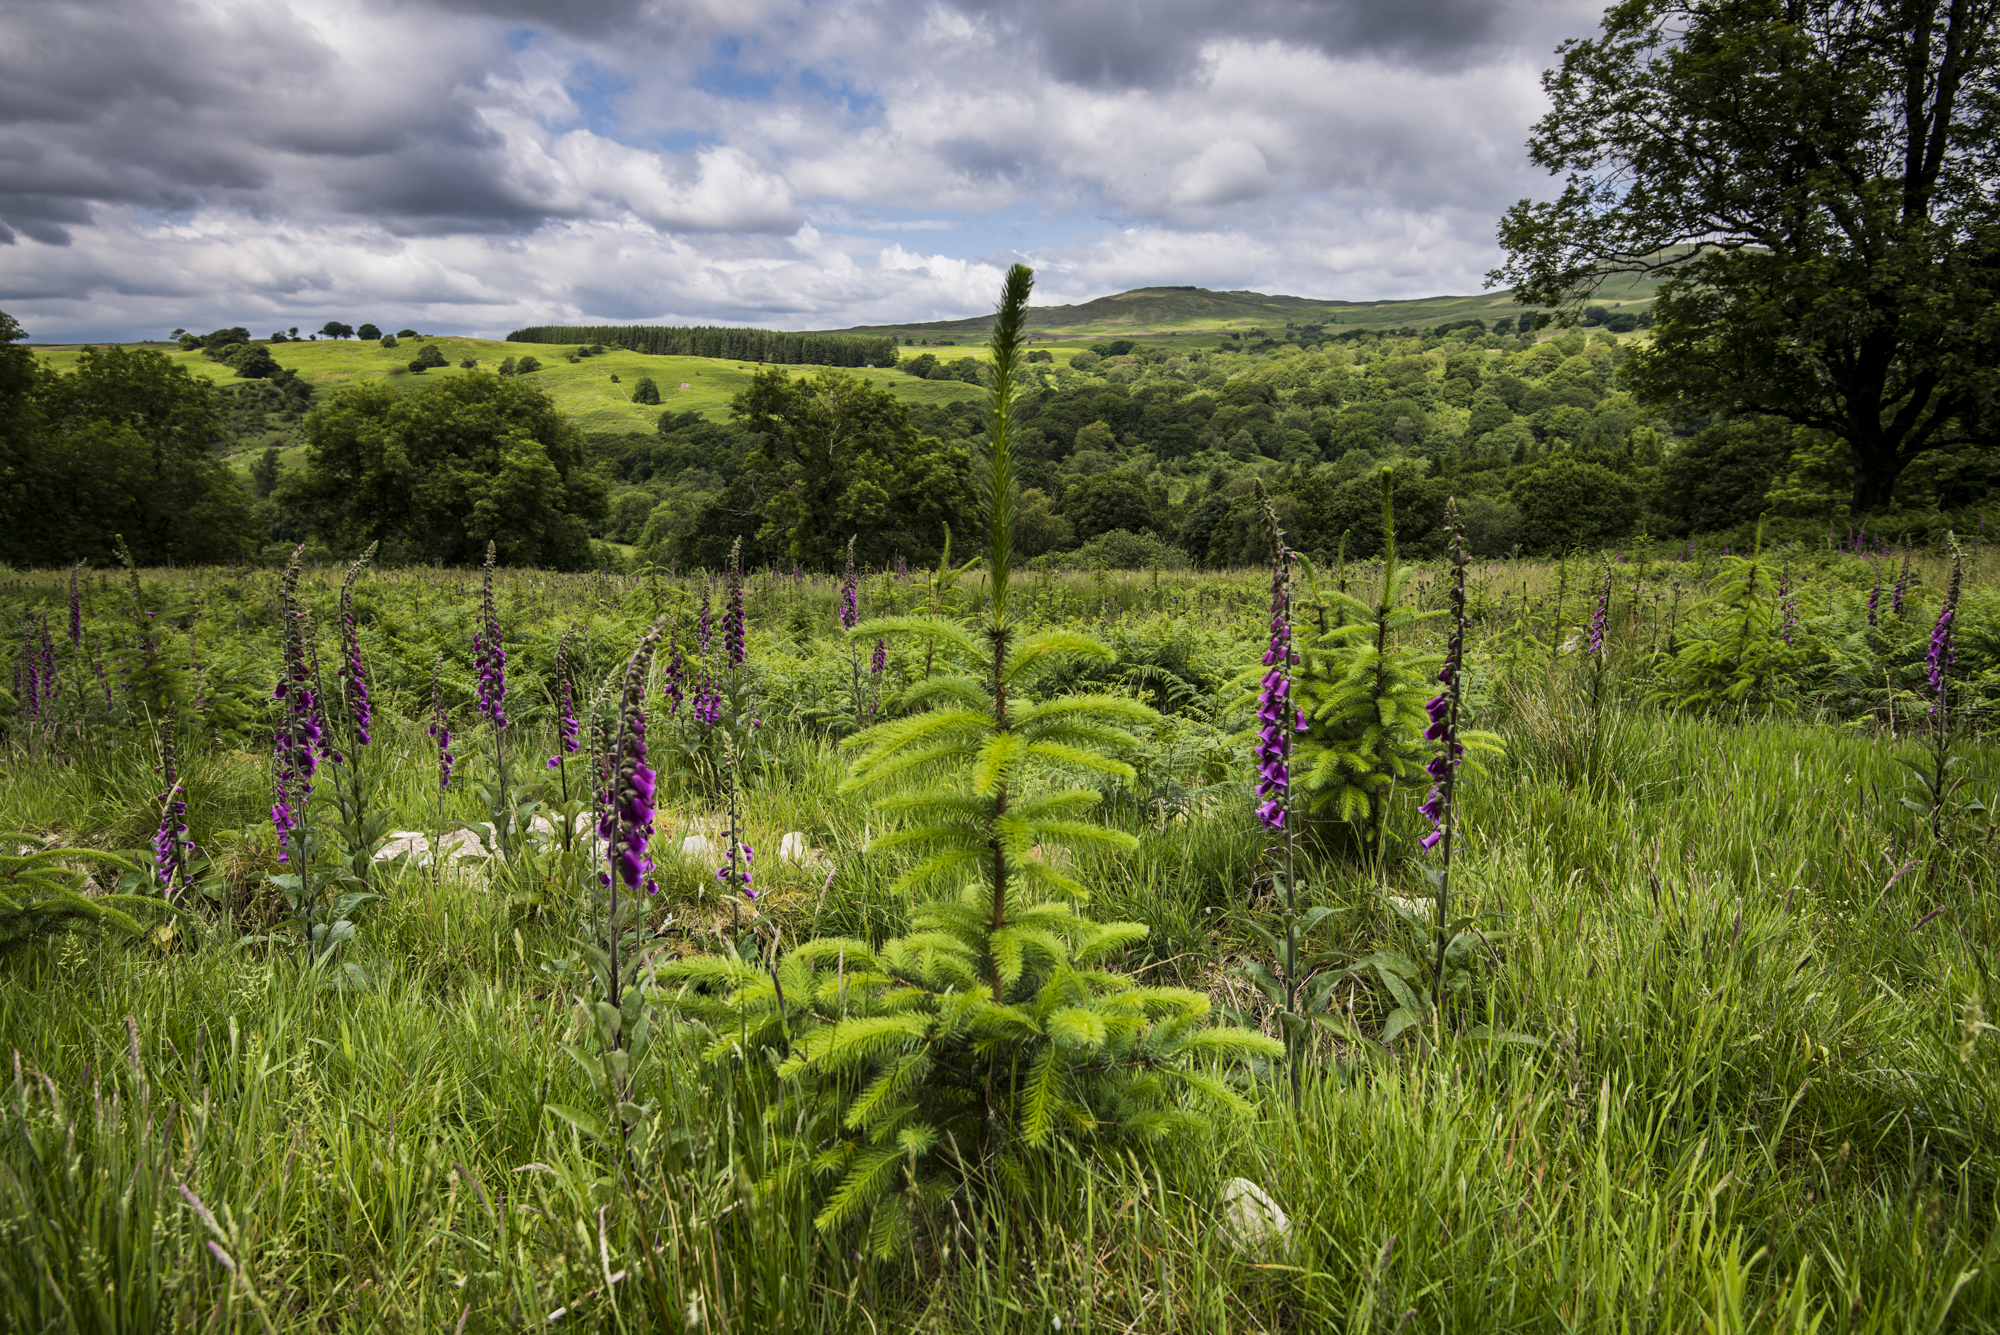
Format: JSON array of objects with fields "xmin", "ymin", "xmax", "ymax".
[{"xmin": 504, "ymin": 325, "xmax": 900, "ymax": 368}]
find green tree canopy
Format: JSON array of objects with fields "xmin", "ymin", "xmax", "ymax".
[
  {"xmin": 294, "ymin": 373, "xmax": 605, "ymax": 568},
  {"xmin": 0, "ymin": 339, "xmax": 257, "ymax": 567},
  {"xmin": 1510, "ymin": 456, "xmax": 1642, "ymax": 553},
  {"xmin": 730, "ymin": 366, "xmax": 973, "ymax": 568},
  {"xmin": 1495, "ymin": 0, "xmax": 2000, "ymax": 515}
]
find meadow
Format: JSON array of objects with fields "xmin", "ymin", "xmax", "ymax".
[{"xmin": 3, "ymin": 523, "xmax": 1998, "ymax": 1333}]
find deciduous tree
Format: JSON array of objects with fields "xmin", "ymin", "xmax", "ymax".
[{"xmin": 1494, "ymin": 0, "xmax": 2000, "ymax": 514}]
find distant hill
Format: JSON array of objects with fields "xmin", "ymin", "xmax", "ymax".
[{"xmin": 823, "ymin": 275, "xmax": 1662, "ymax": 340}]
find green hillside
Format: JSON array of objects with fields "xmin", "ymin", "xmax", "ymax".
[
  {"xmin": 30, "ymin": 334, "xmax": 988, "ymax": 437},
  {"xmin": 827, "ymin": 275, "xmax": 1663, "ymax": 340}
]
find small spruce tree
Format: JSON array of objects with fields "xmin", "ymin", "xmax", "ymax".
[
  {"xmin": 656, "ymin": 264, "xmax": 1278, "ymax": 1255},
  {"xmin": 1292, "ymin": 468, "xmax": 1442, "ymax": 856}
]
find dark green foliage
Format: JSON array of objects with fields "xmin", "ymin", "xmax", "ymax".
[
  {"xmin": 514, "ymin": 355, "xmax": 541, "ymax": 375},
  {"xmin": 319, "ymin": 322, "xmax": 354, "ymax": 339},
  {"xmin": 356, "ymin": 324, "xmax": 381, "ymax": 342},
  {"xmin": 506, "ymin": 324, "xmax": 899, "ymax": 368},
  {"xmin": 730, "ymin": 367, "xmax": 974, "ymax": 569},
  {"xmin": 1495, "ymin": 0, "xmax": 2000, "ymax": 514},
  {"xmin": 293, "ymin": 373, "xmax": 606, "ymax": 568},
  {"xmin": 410, "ymin": 342, "xmax": 447, "ymax": 371},
  {"xmin": 1065, "ymin": 472, "xmax": 1157, "ymax": 541},
  {"xmin": 1510, "ymin": 456, "xmax": 1641, "ymax": 553},
  {"xmin": 1653, "ymin": 418, "xmax": 1796, "ymax": 535},
  {"xmin": 2, "ymin": 343, "xmax": 259, "ymax": 568},
  {"xmin": 630, "ymin": 375, "xmax": 660, "ymax": 405}
]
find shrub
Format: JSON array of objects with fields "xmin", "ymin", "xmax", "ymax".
[
  {"xmin": 1511, "ymin": 456, "xmax": 1641, "ymax": 552},
  {"xmin": 1064, "ymin": 527, "xmax": 1190, "ymax": 570},
  {"xmin": 631, "ymin": 376, "xmax": 661, "ymax": 405}
]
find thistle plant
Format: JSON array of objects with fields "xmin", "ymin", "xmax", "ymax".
[{"xmin": 656, "ymin": 265, "xmax": 1279, "ymax": 1254}]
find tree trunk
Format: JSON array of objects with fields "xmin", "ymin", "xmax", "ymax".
[{"xmin": 1847, "ymin": 437, "xmax": 1907, "ymax": 516}]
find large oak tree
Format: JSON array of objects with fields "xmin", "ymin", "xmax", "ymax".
[{"xmin": 1494, "ymin": 0, "xmax": 2000, "ymax": 514}]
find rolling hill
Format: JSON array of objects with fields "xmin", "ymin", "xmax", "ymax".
[{"xmin": 821, "ymin": 274, "xmax": 1662, "ymax": 340}]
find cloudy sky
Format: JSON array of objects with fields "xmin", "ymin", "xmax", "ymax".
[{"xmin": 0, "ymin": 0, "xmax": 1605, "ymax": 342}]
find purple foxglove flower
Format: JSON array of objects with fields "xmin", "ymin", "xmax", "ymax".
[
  {"xmin": 870, "ymin": 636, "xmax": 887, "ymax": 675},
  {"xmin": 1587, "ymin": 570, "xmax": 1611, "ymax": 655},
  {"xmin": 1927, "ymin": 539, "xmax": 1963, "ymax": 722},
  {"xmin": 662, "ymin": 630, "xmax": 685, "ymax": 716},
  {"xmin": 603, "ymin": 623, "xmax": 664, "ymax": 899},
  {"xmin": 428, "ymin": 654, "xmax": 454, "ymax": 791},
  {"xmin": 1252, "ymin": 544, "xmax": 1294, "ymax": 831},
  {"xmin": 724, "ymin": 565, "xmax": 747, "ymax": 668},
  {"xmin": 337, "ymin": 546, "xmax": 375, "ymax": 747},
  {"xmin": 271, "ymin": 547, "xmax": 319, "ymax": 859},
  {"xmin": 474, "ymin": 543, "xmax": 508, "ymax": 730},
  {"xmin": 552, "ymin": 628, "xmax": 579, "ymax": 761}
]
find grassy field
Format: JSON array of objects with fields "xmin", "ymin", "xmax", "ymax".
[
  {"xmin": 1, "ymin": 547, "xmax": 1997, "ymax": 1332},
  {"xmin": 31, "ymin": 336, "xmax": 992, "ymax": 438}
]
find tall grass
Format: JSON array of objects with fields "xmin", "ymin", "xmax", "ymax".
[{"xmin": 1, "ymin": 547, "xmax": 1997, "ymax": 1330}]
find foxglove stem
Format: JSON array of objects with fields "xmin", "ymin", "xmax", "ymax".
[
  {"xmin": 1422, "ymin": 499, "xmax": 1471, "ymax": 994},
  {"xmin": 153, "ymin": 709, "xmax": 192, "ymax": 900},
  {"xmin": 717, "ymin": 734, "xmax": 755, "ymax": 935},
  {"xmin": 839, "ymin": 537, "xmax": 859, "ymax": 631},
  {"xmin": 67, "ymin": 562, "xmax": 83, "ymax": 648},
  {"xmin": 724, "ymin": 541, "xmax": 747, "ymax": 669},
  {"xmin": 427, "ymin": 652, "xmax": 453, "ymax": 790},
  {"xmin": 1587, "ymin": 570, "xmax": 1611, "ymax": 656},
  {"xmin": 600, "ymin": 621, "xmax": 665, "ymax": 1021},
  {"xmin": 271, "ymin": 546, "xmax": 320, "ymax": 863}
]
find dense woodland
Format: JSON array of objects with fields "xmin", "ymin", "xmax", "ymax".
[{"xmin": 6, "ymin": 305, "xmax": 1996, "ymax": 575}]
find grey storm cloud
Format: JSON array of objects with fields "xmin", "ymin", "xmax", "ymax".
[
  {"xmin": 0, "ymin": 0, "xmax": 1605, "ymax": 340},
  {"xmin": 937, "ymin": 0, "xmax": 1591, "ymax": 87}
]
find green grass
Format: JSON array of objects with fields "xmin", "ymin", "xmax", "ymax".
[{"xmin": 1, "ymin": 559, "xmax": 1996, "ymax": 1331}]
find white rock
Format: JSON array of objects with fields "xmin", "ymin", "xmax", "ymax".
[
  {"xmin": 435, "ymin": 827, "xmax": 496, "ymax": 860},
  {"xmin": 1218, "ymin": 1178, "xmax": 1290, "ymax": 1257},
  {"xmin": 373, "ymin": 831, "xmax": 431, "ymax": 862},
  {"xmin": 679, "ymin": 834, "xmax": 716, "ymax": 860}
]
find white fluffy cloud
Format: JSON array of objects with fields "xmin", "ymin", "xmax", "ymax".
[{"xmin": 0, "ymin": 0, "xmax": 1601, "ymax": 340}]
